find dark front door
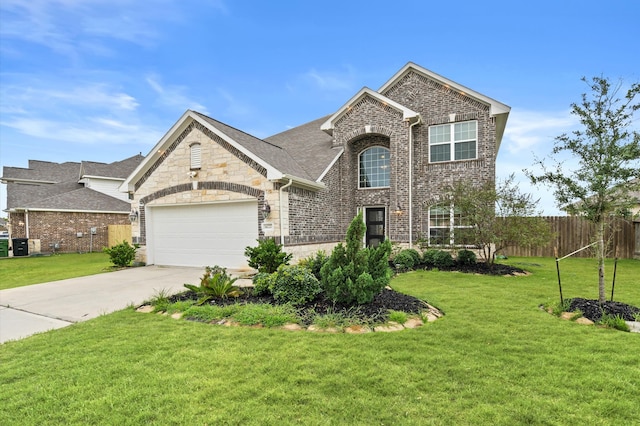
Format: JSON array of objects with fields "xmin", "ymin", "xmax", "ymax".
[{"xmin": 365, "ymin": 207, "xmax": 386, "ymax": 247}]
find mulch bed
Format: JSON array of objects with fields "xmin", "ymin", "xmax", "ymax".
[
  {"xmin": 169, "ymin": 262, "xmax": 528, "ymax": 326},
  {"xmin": 568, "ymin": 298, "xmax": 640, "ymax": 322}
]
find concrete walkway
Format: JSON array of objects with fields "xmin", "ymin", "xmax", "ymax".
[{"xmin": 0, "ymin": 266, "xmax": 206, "ymax": 344}]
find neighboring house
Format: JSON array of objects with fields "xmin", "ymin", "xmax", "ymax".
[
  {"xmin": 120, "ymin": 62, "xmax": 511, "ymax": 268},
  {"xmin": 1, "ymin": 155, "xmax": 144, "ymax": 254}
]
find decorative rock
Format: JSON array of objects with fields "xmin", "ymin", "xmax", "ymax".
[
  {"xmin": 136, "ymin": 305, "xmax": 154, "ymax": 313},
  {"xmin": 374, "ymin": 322, "xmax": 405, "ymax": 332},
  {"xmin": 282, "ymin": 323, "xmax": 303, "ymax": 331},
  {"xmin": 171, "ymin": 312, "xmax": 183, "ymax": 320},
  {"xmin": 403, "ymin": 318, "xmax": 424, "ymax": 329},
  {"xmin": 344, "ymin": 325, "xmax": 372, "ymax": 334},
  {"xmin": 575, "ymin": 317, "xmax": 594, "ymax": 325},
  {"xmin": 223, "ymin": 321, "xmax": 240, "ymax": 327},
  {"xmin": 560, "ymin": 312, "xmax": 575, "ymax": 320},
  {"xmin": 625, "ymin": 321, "xmax": 640, "ymax": 333}
]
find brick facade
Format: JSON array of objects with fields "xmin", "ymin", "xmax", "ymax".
[
  {"xmin": 283, "ymin": 70, "xmax": 497, "ymax": 248},
  {"xmin": 8, "ymin": 211, "xmax": 129, "ymax": 254},
  {"xmin": 130, "ymin": 66, "xmax": 505, "ymax": 264}
]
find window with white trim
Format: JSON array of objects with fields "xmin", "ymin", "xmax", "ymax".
[
  {"xmin": 429, "ymin": 121, "xmax": 477, "ymax": 163},
  {"xmin": 428, "ymin": 204, "xmax": 474, "ymax": 246},
  {"xmin": 359, "ymin": 146, "xmax": 390, "ymax": 188},
  {"xmin": 190, "ymin": 143, "xmax": 201, "ymax": 170}
]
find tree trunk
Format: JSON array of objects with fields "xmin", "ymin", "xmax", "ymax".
[{"xmin": 597, "ymin": 220, "xmax": 606, "ymax": 304}]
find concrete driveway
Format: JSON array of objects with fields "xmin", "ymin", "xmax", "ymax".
[{"xmin": 0, "ymin": 266, "xmax": 205, "ymax": 344}]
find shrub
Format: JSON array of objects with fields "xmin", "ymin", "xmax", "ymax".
[
  {"xmin": 184, "ymin": 266, "xmax": 243, "ymax": 305},
  {"xmin": 433, "ymin": 250, "xmax": 454, "ymax": 269},
  {"xmin": 457, "ymin": 249, "xmax": 477, "ymax": 266},
  {"xmin": 103, "ymin": 240, "xmax": 137, "ymax": 267},
  {"xmin": 320, "ymin": 212, "xmax": 392, "ymax": 305},
  {"xmin": 252, "ymin": 272, "xmax": 275, "ymax": 296},
  {"xmin": 271, "ymin": 265, "xmax": 321, "ymax": 306},
  {"xmin": 244, "ymin": 239, "xmax": 293, "ymax": 273},
  {"xmin": 298, "ymin": 250, "xmax": 329, "ymax": 280},
  {"xmin": 393, "ymin": 250, "xmax": 417, "ymax": 271},
  {"xmin": 422, "ymin": 249, "xmax": 439, "ymax": 268}
]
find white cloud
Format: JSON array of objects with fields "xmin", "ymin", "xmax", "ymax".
[
  {"xmin": 292, "ymin": 65, "xmax": 358, "ymax": 93},
  {"xmin": 502, "ymin": 108, "xmax": 577, "ymax": 154},
  {"xmin": 0, "ymin": 0, "xmax": 227, "ymax": 56},
  {"xmin": 146, "ymin": 74, "xmax": 209, "ymax": 114}
]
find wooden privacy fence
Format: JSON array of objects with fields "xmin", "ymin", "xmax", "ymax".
[
  {"xmin": 108, "ymin": 224, "xmax": 132, "ymax": 247},
  {"xmin": 504, "ymin": 216, "xmax": 637, "ymax": 259}
]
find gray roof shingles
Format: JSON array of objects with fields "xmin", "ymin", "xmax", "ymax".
[
  {"xmin": 194, "ymin": 112, "xmax": 315, "ymax": 181},
  {"xmin": 2, "ymin": 155, "xmax": 144, "ymax": 212},
  {"xmin": 265, "ymin": 115, "xmax": 338, "ymax": 181}
]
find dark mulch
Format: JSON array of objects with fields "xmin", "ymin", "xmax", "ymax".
[
  {"xmin": 568, "ymin": 298, "xmax": 640, "ymax": 322},
  {"xmin": 394, "ymin": 261, "xmax": 527, "ymax": 276},
  {"xmin": 169, "ymin": 288, "xmax": 429, "ymax": 326},
  {"xmin": 168, "ymin": 261, "xmax": 527, "ymax": 326}
]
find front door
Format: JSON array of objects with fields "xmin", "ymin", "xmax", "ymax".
[{"xmin": 365, "ymin": 207, "xmax": 386, "ymax": 247}]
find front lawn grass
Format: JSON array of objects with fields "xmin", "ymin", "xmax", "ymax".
[
  {"xmin": 0, "ymin": 252, "xmax": 112, "ymax": 290},
  {"xmin": 1, "ymin": 257, "xmax": 639, "ymax": 425}
]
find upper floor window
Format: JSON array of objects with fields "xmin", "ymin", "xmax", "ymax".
[
  {"xmin": 359, "ymin": 146, "xmax": 390, "ymax": 188},
  {"xmin": 429, "ymin": 121, "xmax": 477, "ymax": 163},
  {"xmin": 190, "ymin": 143, "xmax": 201, "ymax": 170}
]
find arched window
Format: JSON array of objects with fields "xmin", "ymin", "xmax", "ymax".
[
  {"xmin": 359, "ymin": 146, "xmax": 390, "ymax": 188},
  {"xmin": 190, "ymin": 143, "xmax": 201, "ymax": 170}
]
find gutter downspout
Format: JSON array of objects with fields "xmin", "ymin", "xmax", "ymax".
[
  {"xmin": 25, "ymin": 209, "xmax": 30, "ymax": 239},
  {"xmin": 279, "ymin": 178, "xmax": 293, "ymax": 246},
  {"xmin": 408, "ymin": 116, "xmax": 421, "ymax": 248}
]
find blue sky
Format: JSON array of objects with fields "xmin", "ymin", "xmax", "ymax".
[{"xmin": 1, "ymin": 0, "xmax": 639, "ymax": 215}]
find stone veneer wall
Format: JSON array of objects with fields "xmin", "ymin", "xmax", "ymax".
[
  {"xmin": 8, "ymin": 211, "xmax": 128, "ymax": 254},
  {"xmin": 131, "ymin": 122, "xmax": 276, "ymax": 252}
]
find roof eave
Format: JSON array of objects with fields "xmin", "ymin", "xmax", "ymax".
[
  {"xmin": 320, "ymin": 88, "xmax": 420, "ymax": 134},
  {"xmin": 120, "ymin": 110, "xmax": 284, "ymax": 193},
  {"xmin": 378, "ymin": 62, "xmax": 511, "ymax": 118},
  {"xmin": 273, "ymin": 174, "xmax": 325, "ymax": 192}
]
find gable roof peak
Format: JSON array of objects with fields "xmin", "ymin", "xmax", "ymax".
[{"xmin": 320, "ymin": 87, "xmax": 420, "ymax": 135}]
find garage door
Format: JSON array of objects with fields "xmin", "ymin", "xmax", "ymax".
[{"xmin": 147, "ymin": 201, "xmax": 258, "ymax": 268}]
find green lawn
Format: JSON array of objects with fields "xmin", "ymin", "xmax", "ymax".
[
  {"xmin": 1, "ymin": 257, "xmax": 638, "ymax": 425},
  {"xmin": 0, "ymin": 252, "xmax": 112, "ymax": 290}
]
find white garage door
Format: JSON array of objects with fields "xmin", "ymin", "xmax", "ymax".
[{"xmin": 147, "ymin": 201, "xmax": 258, "ymax": 268}]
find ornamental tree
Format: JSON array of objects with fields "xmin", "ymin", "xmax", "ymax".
[
  {"xmin": 446, "ymin": 175, "xmax": 552, "ymax": 265},
  {"xmin": 526, "ymin": 76, "xmax": 640, "ymax": 303}
]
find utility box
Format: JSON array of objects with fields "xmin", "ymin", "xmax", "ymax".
[
  {"xmin": 0, "ymin": 239, "xmax": 8, "ymax": 257},
  {"xmin": 12, "ymin": 238, "xmax": 28, "ymax": 257}
]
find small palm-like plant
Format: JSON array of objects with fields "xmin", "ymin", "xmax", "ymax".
[{"xmin": 184, "ymin": 266, "xmax": 243, "ymax": 305}]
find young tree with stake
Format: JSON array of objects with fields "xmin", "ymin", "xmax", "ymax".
[{"xmin": 526, "ymin": 76, "xmax": 640, "ymax": 303}]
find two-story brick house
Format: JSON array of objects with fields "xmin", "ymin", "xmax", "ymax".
[{"xmin": 120, "ymin": 62, "xmax": 510, "ymax": 268}]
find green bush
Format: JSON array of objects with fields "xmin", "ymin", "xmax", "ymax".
[
  {"xmin": 298, "ymin": 250, "xmax": 329, "ymax": 280},
  {"xmin": 320, "ymin": 212, "xmax": 392, "ymax": 305},
  {"xmin": 457, "ymin": 249, "xmax": 477, "ymax": 266},
  {"xmin": 271, "ymin": 265, "xmax": 321, "ymax": 306},
  {"xmin": 393, "ymin": 250, "xmax": 417, "ymax": 271},
  {"xmin": 103, "ymin": 240, "xmax": 137, "ymax": 267},
  {"xmin": 422, "ymin": 249, "xmax": 439, "ymax": 267},
  {"xmin": 184, "ymin": 266, "xmax": 243, "ymax": 305},
  {"xmin": 244, "ymin": 239, "xmax": 293, "ymax": 273},
  {"xmin": 252, "ymin": 272, "xmax": 275, "ymax": 296},
  {"xmin": 433, "ymin": 250, "xmax": 454, "ymax": 269}
]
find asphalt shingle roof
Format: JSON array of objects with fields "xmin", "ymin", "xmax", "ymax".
[
  {"xmin": 20, "ymin": 187, "xmax": 130, "ymax": 212},
  {"xmin": 2, "ymin": 160, "xmax": 80, "ymax": 182},
  {"xmin": 194, "ymin": 112, "xmax": 314, "ymax": 181},
  {"xmin": 80, "ymin": 154, "xmax": 144, "ymax": 179},
  {"xmin": 265, "ymin": 115, "xmax": 338, "ymax": 181}
]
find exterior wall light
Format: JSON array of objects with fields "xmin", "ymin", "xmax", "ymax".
[
  {"xmin": 129, "ymin": 209, "xmax": 139, "ymax": 222},
  {"xmin": 393, "ymin": 203, "xmax": 403, "ymax": 215}
]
